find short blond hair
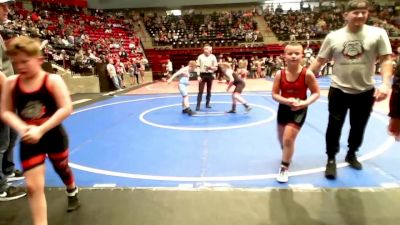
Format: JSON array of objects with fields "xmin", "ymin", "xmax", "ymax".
[
  {"xmin": 188, "ymin": 60, "xmax": 197, "ymax": 67},
  {"xmin": 219, "ymin": 62, "xmax": 231, "ymax": 70},
  {"xmin": 6, "ymin": 36, "xmax": 43, "ymax": 57},
  {"xmin": 284, "ymin": 42, "xmax": 303, "ymax": 53}
]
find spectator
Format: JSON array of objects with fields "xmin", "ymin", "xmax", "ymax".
[
  {"xmin": 0, "ymin": 0, "xmax": 26, "ymax": 202},
  {"xmin": 106, "ymin": 59, "xmax": 121, "ymax": 90}
]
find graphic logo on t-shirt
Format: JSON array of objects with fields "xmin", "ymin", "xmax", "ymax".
[
  {"xmin": 342, "ymin": 40, "xmax": 364, "ymax": 60},
  {"xmin": 21, "ymin": 100, "xmax": 46, "ymax": 119}
]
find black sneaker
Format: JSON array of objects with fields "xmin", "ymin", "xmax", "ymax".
[
  {"xmin": 0, "ymin": 186, "xmax": 26, "ymax": 201},
  {"xmin": 325, "ymin": 160, "xmax": 337, "ymax": 180},
  {"xmin": 6, "ymin": 170, "xmax": 24, "ymax": 182},
  {"xmin": 206, "ymin": 104, "xmax": 212, "ymax": 109},
  {"xmin": 226, "ymin": 110, "xmax": 236, "ymax": 113},
  {"xmin": 186, "ymin": 109, "xmax": 196, "ymax": 116},
  {"xmin": 245, "ymin": 106, "xmax": 253, "ymax": 112},
  {"xmin": 345, "ymin": 154, "xmax": 362, "ymax": 170},
  {"xmin": 195, "ymin": 105, "xmax": 200, "ymax": 111},
  {"xmin": 66, "ymin": 188, "xmax": 80, "ymax": 212}
]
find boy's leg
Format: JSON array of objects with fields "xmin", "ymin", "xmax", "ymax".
[
  {"xmin": 48, "ymin": 150, "xmax": 80, "ymax": 212},
  {"xmin": 25, "ymin": 164, "xmax": 47, "ymax": 225},
  {"xmin": 276, "ymin": 124, "xmax": 300, "ymax": 183},
  {"xmin": 281, "ymin": 124, "xmax": 301, "ymax": 164}
]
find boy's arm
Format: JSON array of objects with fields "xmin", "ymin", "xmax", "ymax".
[
  {"xmin": 1, "ymin": 76, "xmax": 29, "ymax": 135},
  {"xmin": 167, "ymin": 68, "xmax": 184, "ymax": 83},
  {"xmin": 38, "ymin": 75, "xmax": 72, "ymax": 134},
  {"xmin": 303, "ymin": 70, "xmax": 320, "ymax": 106},
  {"xmin": 224, "ymin": 70, "xmax": 234, "ymax": 91}
]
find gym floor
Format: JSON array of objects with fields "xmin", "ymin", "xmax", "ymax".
[{"xmin": 1, "ymin": 76, "xmax": 399, "ymax": 225}]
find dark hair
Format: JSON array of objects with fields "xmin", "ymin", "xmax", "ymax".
[{"xmin": 345, "ymin": 0, "xmax": 370, "ymax": 12}]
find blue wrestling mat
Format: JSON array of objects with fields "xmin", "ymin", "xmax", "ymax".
[{"xmin": 12, "ymin": 91, "xmax": 397, "ymax": 189}]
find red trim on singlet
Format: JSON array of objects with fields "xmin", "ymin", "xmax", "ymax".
[
  {"xmin": 280, "ymin": 67, "xmax": 307, "ymax": 100},
  {"xmin": 48, "ymin": 149, "xmax": 69, "ymax": 160},
  {"xmin": 16, "ymin": 73, "xmax": 49, "ymax": 94},
  {"xmin": 25, "ymin": 117, "xmax": 50, "ymax": 125},
  {"xmin": 22, "ymin": 154, "xmax": 46, "ymax": 170}
]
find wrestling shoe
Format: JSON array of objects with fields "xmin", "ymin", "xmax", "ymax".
[
  {"xmin": 276, "ymin": 166, "xmax": 289, "ymax": 183},
  {"xmin": 66, "ymin": 187, "xmax": 81, "ymax": 212}
]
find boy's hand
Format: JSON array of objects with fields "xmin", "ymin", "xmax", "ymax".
[
  {"xmin": 291, "ymin": 100, "xmax": 307, "ymax": 111},
  {"xmin": 21, "ymin": 126, "xmax": 44, "ymax": 144},
  {"xmin": 286, "ymin": 97, "xmax": 298, "ymax": 106}
]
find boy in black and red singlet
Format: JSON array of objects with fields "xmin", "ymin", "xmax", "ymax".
[
  {"xmin": 272, "ymin": 43, "xmax": 320, "ymax": 183},
  {"xmin": 1, "ymin": 36, "xmax": 80, "ymax": 225},
  {"xmin": 219, "ymin": 62, "xmax": 252, "ymax": 113}
]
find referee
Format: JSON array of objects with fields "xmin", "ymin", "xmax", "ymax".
[{"xmin": 196, "ymin": 44, "xmax": 218, "ymax": 111}]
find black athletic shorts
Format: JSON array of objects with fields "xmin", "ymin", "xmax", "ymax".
[
  {"xmin": 20, "ymin": 125, "xmax": 69, "ymax": 171},
  {"xmin": 233, "ymin": 81, "xmax": 245, "ymax": 93},
  {"xmin": 277, "ymin": 104, "xmax": 307, "ymax": 128}
]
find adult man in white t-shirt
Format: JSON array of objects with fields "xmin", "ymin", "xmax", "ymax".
[
  {"xmin": 196, "ymin": 44, "xmax": 218, "ymax": 110},
  {"xmin": 310, "ymin": 0, "xmax": 393, "ymax": 179},
  {"xmin": 106, "ymin": 59, "xmax": 121, "ymax": 90}
]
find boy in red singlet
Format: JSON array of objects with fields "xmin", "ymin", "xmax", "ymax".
[
  {"xmin": 272, "ymin": 43, "xmax": 320, "ymax": 183},
  {"xmin": 1, "ymin": 36, "xmax": 80, "ymax": 225}
]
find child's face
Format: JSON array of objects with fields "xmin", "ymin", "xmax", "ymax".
[
  {"xmin": 188, "ymin": 65, "xmax": 195, "ymax": 72},
  {"xmin": 11, "ymin": 52, "xmax": 43, "ymax": 77},
  {"xmin": 284, "ymin": 45, "xmax": 303, "ymax": 66}
]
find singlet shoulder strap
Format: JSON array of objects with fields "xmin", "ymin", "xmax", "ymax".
[
  {"xmin": 42, "ymin": 73, "xmax": 52, "ymax": 91},
  {"xmin": 280, "ymin": 69, "xmax": 286, "ymax": 84},
  {"xmin": 299, "ymin": 67, "xmax": 307, "ymax": 85}
]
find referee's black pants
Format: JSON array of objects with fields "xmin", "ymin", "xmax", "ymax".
[{"xmin": 197, "ymin": 73, "xmax": 214, "ymax": 108}]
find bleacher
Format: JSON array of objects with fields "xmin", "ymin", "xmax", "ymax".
[{"xmin": 145, "ymin": 11, "xmax": 262, "ymax": 48}]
